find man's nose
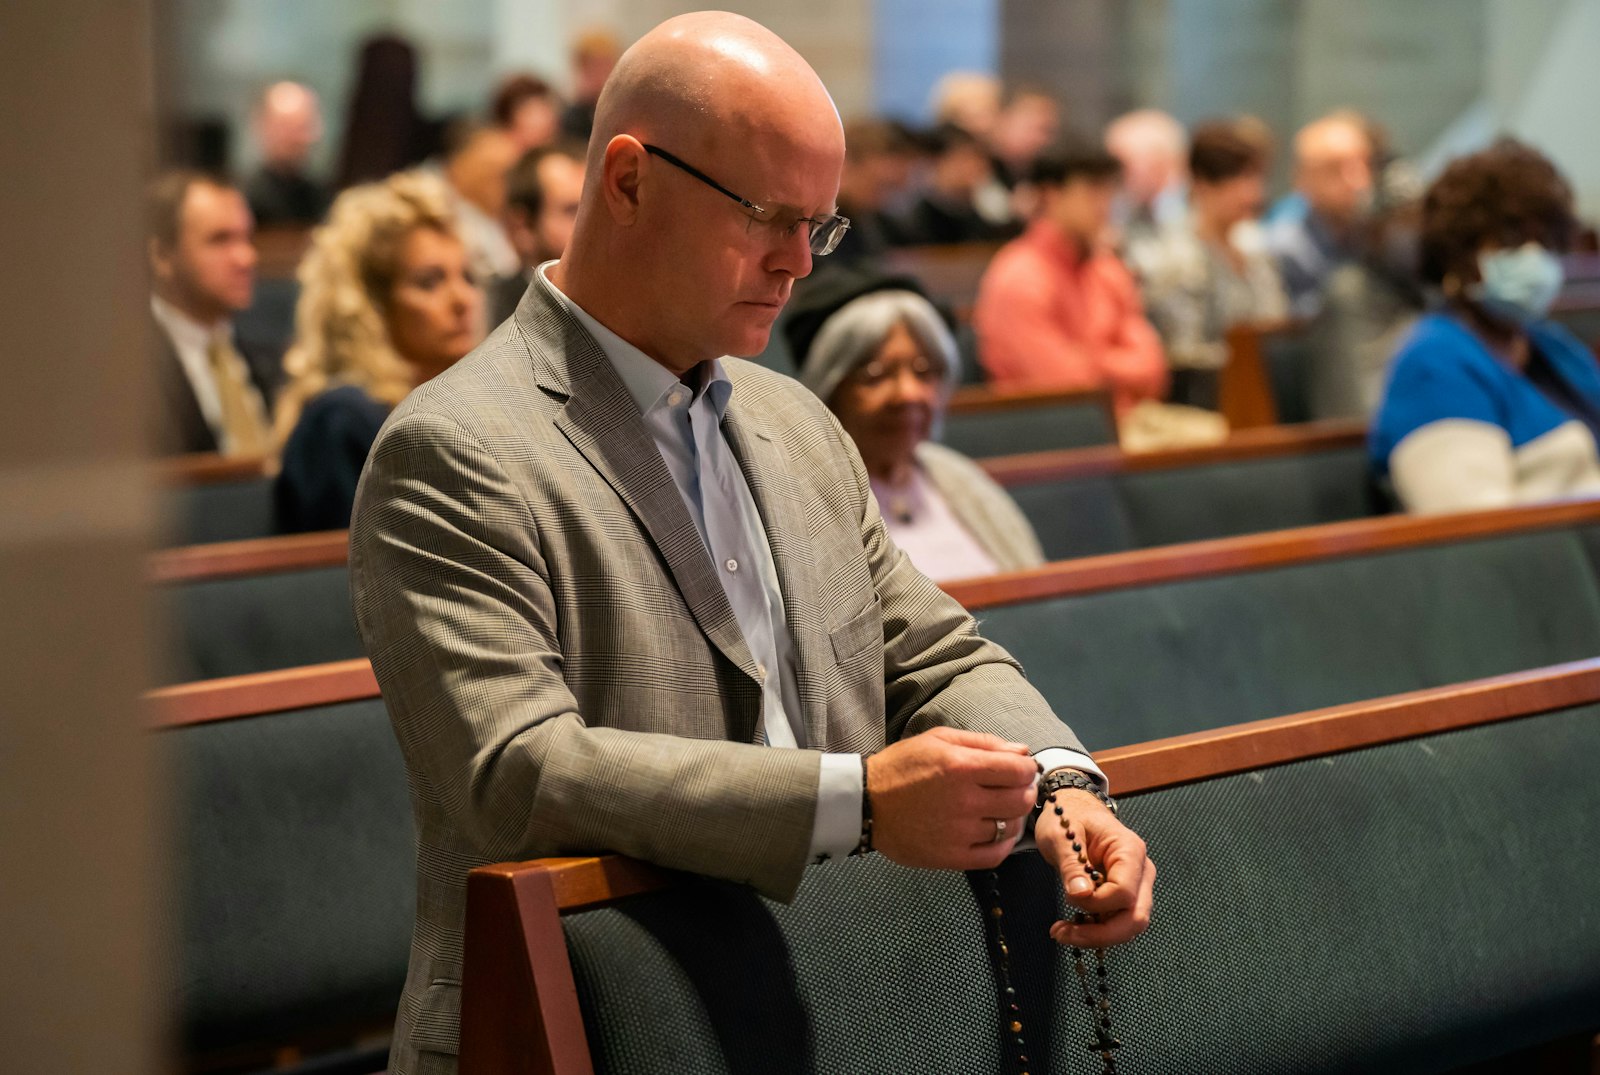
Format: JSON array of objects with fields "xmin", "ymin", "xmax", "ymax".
[{"xmin": 766, "ymin": 223, "xmax": 813, "ymax": 279}]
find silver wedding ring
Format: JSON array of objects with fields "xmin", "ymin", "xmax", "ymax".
[{"xmin": 991, "ymin": 817, "xmax": 1007, "ymax": 843}]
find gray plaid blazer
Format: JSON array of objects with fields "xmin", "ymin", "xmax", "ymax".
[{"xmin": 349, "ymin": 271, "xmax": 1087, "ymax": 1074}]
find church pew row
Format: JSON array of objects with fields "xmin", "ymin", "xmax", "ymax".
[
  {"xmin": 146, "ymin": 420, "xmax": 1370, "ymax": 680},
  {"xmin": 947, "ymin": 497, "xmax": 1600, "ymax": 748},
  {"xmin": 937, "ymin": 384, "xmax": 1118, "ymax": 456},
  {"xmin": 980, "ymin": 418, "xmax": 1372, "ymax": 559},
  {"xmin": 458, "ymin": 659, "xmax": 1600, "ymax": 1075},
  {"xmin": 157, "ymin": 451, "xmax": 275, "ymax": 547},
  {"xmin": 151, "ymin": 654, "xmax": 1600, "ymax": 1074},
  {"xmin": 152, "ymin": 384, "xmax": 1119, "ymax": 551},
  {"xmin": 148, "ymin": 498, "xmax": 1600, "ymax": 753},
  {"xmin": 151, "ymin": 660, "xmax": 400, "ymax": 1075},
  {"xmin": 149, "ymin": 528, "xmax": 358, "ymax": 684}
]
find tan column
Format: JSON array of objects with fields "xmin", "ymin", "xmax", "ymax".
[{"xmin": 0, "ymin": 1, "xmax": 162, "ymax": 1072}]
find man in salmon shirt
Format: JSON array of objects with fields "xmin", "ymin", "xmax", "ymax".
[{"xmin": 974, "ymin": 139, "xmax": 1168, "ymax": 416}]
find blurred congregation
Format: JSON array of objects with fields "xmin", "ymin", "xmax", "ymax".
[
  {"xmin": 9, "ymin": 2, "xmax": 1600, "ymax": 1074},
  {"xmin": 150, "ymin": 14, "xmax": 1600, "ymax": 560}
]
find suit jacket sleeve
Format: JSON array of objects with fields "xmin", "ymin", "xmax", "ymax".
[{"xmin": 350, "ymin": 408, "xmax": 823, "ymax": 901}]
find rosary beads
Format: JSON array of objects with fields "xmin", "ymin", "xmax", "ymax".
[
  {"xmin": 1049, "ymin": 788, "xmax": 1121, "ymax": 1073},
  {"xmin": 981, "ymin": 788, "xmax": 1122, "ymax": 1075}
]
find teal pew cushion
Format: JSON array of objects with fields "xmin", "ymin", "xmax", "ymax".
[
  {"xmin": 164, "ymin": 477, "xmax": 277, "ymax": 547},
  {"xmin": 975, "ymin": 527, "xmax": 1600, "ymax": 748},
  {"xmin": 1117, "ymin": 446, "xmax": 1378, "ymax": 548},
  {"xmin": 559, "ymin": 708, "xmax": 1600, "ymax": 1073},
  {"xmin": 1006, "ymin": 471, "xmax": 1134, "ymax": 560},
  {"xmin": 160, "ymin": 565, "xmax": 361, "ymax": 682},
  {"xmin": 564, "ymin": 856, "xmax": 1006, "ymax": 1074},
  {"xmin": 167, "ymin": 698, "xmax": 414, "ymax": 1054},
  {"xmin": 942, "ymin": 401, "xmax": 1116, "ymax": 459},
  {"xmin": 997, "ymin": 705, "xmax": 1600, "ymax": 1073}
]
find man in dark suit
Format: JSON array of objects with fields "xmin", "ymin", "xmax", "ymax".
[
  {"xmin": 487, "ymin": 143, "xmax": 585, "ymax": 327},
  {"xmin": 146, "ymin": 170, "xmax": 282, "ymax": 456},
  {"xmin": 243, "ymin": 81, "xmax": 331, "ymax": 227}
]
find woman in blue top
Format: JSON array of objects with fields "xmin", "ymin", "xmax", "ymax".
[{"xmin": 1370, "ymin": 139, "xmax": 1600, "ymax": 513}]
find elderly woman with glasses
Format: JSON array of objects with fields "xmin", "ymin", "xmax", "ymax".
[{"xmin": 788, "ymin": 270, "xmax": 1045, "ymax": 581}]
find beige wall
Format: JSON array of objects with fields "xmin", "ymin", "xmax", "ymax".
[
  {"xmin": 0, "ymin": 1, "xmax": 162, "ymax": 1072},
  {"xmin": 526, "ymin": 0, "xmax": 875, "ymax": 117}
]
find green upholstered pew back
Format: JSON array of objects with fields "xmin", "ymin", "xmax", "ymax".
[
  {"xmin": 1005, "ymin": 442, "xmax": 1377, "ymax": 561},
  {"xmin": 164, "ymin": 695, "xmax": 413, "ymax": 1058},
  {"xmin": 164, "ymin": 475, "xmax": 277, "ymax": 546},
  {"xmin": 565, "ymin": 858, "xmax": 1003, "ymax": 1074},
  {"xmin": 994, "ymin": 704, "xmax": 1600, "ymax": 1073},
  {"xmin": 972, "ymin": 525, "xmax": 1600, "ymax": 749},
  {"xmin": 1115, "ymin": 444, "xmax": 1378, "ymax": 548},
  {"xmin": 1263, "ymin": 326, "xmax": 1314, "ymax": 425},
  {"xmin": 1551, "ymin": 300, "xmax": 1600, "ymax": 354},
  {"xmin": 942, "ymin": 397, "xmax": 1117, "ymax": 458},
  {"xmin": 157, "ymin": 564, "xmax": 362, "ymax": 683},
  {"xmin": 1006, "ymin": 470, "xmax": 1134, "ymax": 559},
  {"xmin": 529, "ymin": 700, "xmax": 1600, "ymax": 1074}
]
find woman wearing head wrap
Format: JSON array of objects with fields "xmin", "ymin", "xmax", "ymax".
[{"xmin": 790, "ymin": 271, "xmax": 1044, "ymax": 581}]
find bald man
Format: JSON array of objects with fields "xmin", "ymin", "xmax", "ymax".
[
  {"xmin": 1105, "ymin": 108, "xmax": 1189, "ymax": 246},
  {"xmin": 244, "ymin": 81, "xmax": 330, "ymax": 226},
  {"xmin": 350, "ymin": 15, "xmax": 1153, "ymax": 1071},
  {"xmin": 1267, "ymin": 111, "xmax": 1377, "ymax": 316}
]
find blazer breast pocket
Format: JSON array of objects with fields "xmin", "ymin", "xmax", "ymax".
[{"xmin": 829, "ymin": 595, "xmax": 883, "ymax": 664}]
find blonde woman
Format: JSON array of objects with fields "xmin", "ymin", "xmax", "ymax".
[{"xmin": 273, "ymin": 171, "xmax": 483, "ymax": 532}]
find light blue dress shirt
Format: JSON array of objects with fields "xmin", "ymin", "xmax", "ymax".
[{"xmin": 544, "ymin": 266, "xmax": 1103, "ymax": 862}]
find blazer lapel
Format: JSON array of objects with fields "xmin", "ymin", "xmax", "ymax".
[
  {"xmin": 515, "ymin": 275, "xmax": 762, "ymax": 696},
  {"xmin": 721, "ymin": 385, "xmax": 834, "ymax": 751}
]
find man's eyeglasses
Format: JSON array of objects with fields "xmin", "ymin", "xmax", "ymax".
[{"xmin": 644, "ymin": 144, "xmax": 851, "ymax": 257}]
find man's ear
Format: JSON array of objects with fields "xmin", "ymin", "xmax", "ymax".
[
  {"xmin": 599, "ymin": 135, "xmax": 646, "ymax": 226},
  {"xmin": 147, "ymin": 237, "xmax": 173, "ymax": 285}
]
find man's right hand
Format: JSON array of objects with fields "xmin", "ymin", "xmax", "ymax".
[{"xmin": 867, "ymin": 727, "xmax": 1039, "ymax": 870}]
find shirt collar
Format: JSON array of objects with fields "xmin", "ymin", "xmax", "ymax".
[
  {"xmin": 151, "ymin": 294, "xmax": 229, "ymax": 351},
  {"xmin": 1024, "ymin": 219, "xmax": 1094, "ymax": 270},
  {"xmin": 538, "ymin": 262, "xmax": 732, "ymax": 418}
]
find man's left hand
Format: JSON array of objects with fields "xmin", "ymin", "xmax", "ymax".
[{"xmin": 1033, "ymin": 788, "xmax": 1155, "ymax": 948}]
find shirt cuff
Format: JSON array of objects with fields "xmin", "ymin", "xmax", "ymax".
[
  {"xmin": 1015, "ymin": 748, "xmax": 1107, "ymax": 853},
  {"xmin": 809, "ymin": 752, "xmax": 865, "ymax": 863},
  {"xmin": 1034, "ymin": 747, "xmax": 1107, "ymax": 793}
]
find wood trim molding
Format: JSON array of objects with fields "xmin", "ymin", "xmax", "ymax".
[
  {"xmin": 979, "ymin": 420, "xmax": 1365, "ymax": 487},
  {"xmin": 467, "ymin": 657, "xmax": 1600, "ymax": 919},
  {"xmin": 148, "ymin": 529, "xmax": 349, "ymax": 584},
  {"xmin": 1217, "ymin": 322, "xmax": 1281, "ymax": 430},
  {"xmin": 945, "ymin": 497, "xmax": 1600, "ymax": 610},
  {"xmin": 460, "ymin": 867, "xmax": 596, "ymax": 1075},
  {"xmin": 947, "ymin": 384, "xmax": 1115, "ymax": 417},
  {"xmin": 1098, "ymin": 658, "xmax": 1600, "ymax": 796},
  {"xmin": 147, "ymin": 658, "xmax": 378, "ymax": 729},
  {"xmin": 156, "ymin": 453, "xmax": 272, "ymax": 487}
]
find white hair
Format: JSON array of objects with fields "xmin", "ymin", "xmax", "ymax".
[{"xmin": 798, "ymin": 289, "xmax": 960, "ymax": 405}]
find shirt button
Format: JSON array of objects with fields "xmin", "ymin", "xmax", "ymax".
[
  {"xmin": 757, "ymin": 662, "xmax": 768, "ymax": 679},
  {"xmin": 725, "ymin": 558, "xmax": 739, "ymax": 572},
  {"xmin": 667, "ymin": 388, "xmax": 687, "ymax": 406}
]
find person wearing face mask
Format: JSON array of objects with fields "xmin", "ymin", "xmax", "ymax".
[
  {"xmin": 1370, "ymin": 140, "xmax": 1596, "ymax": 514},
  {"xmin": 789, "ymin": 270, "xmax": 1045, "ymax": 581},
  {"xmin": 272, "ymin": 171, "xmax": 484, "ymax": 533}
]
